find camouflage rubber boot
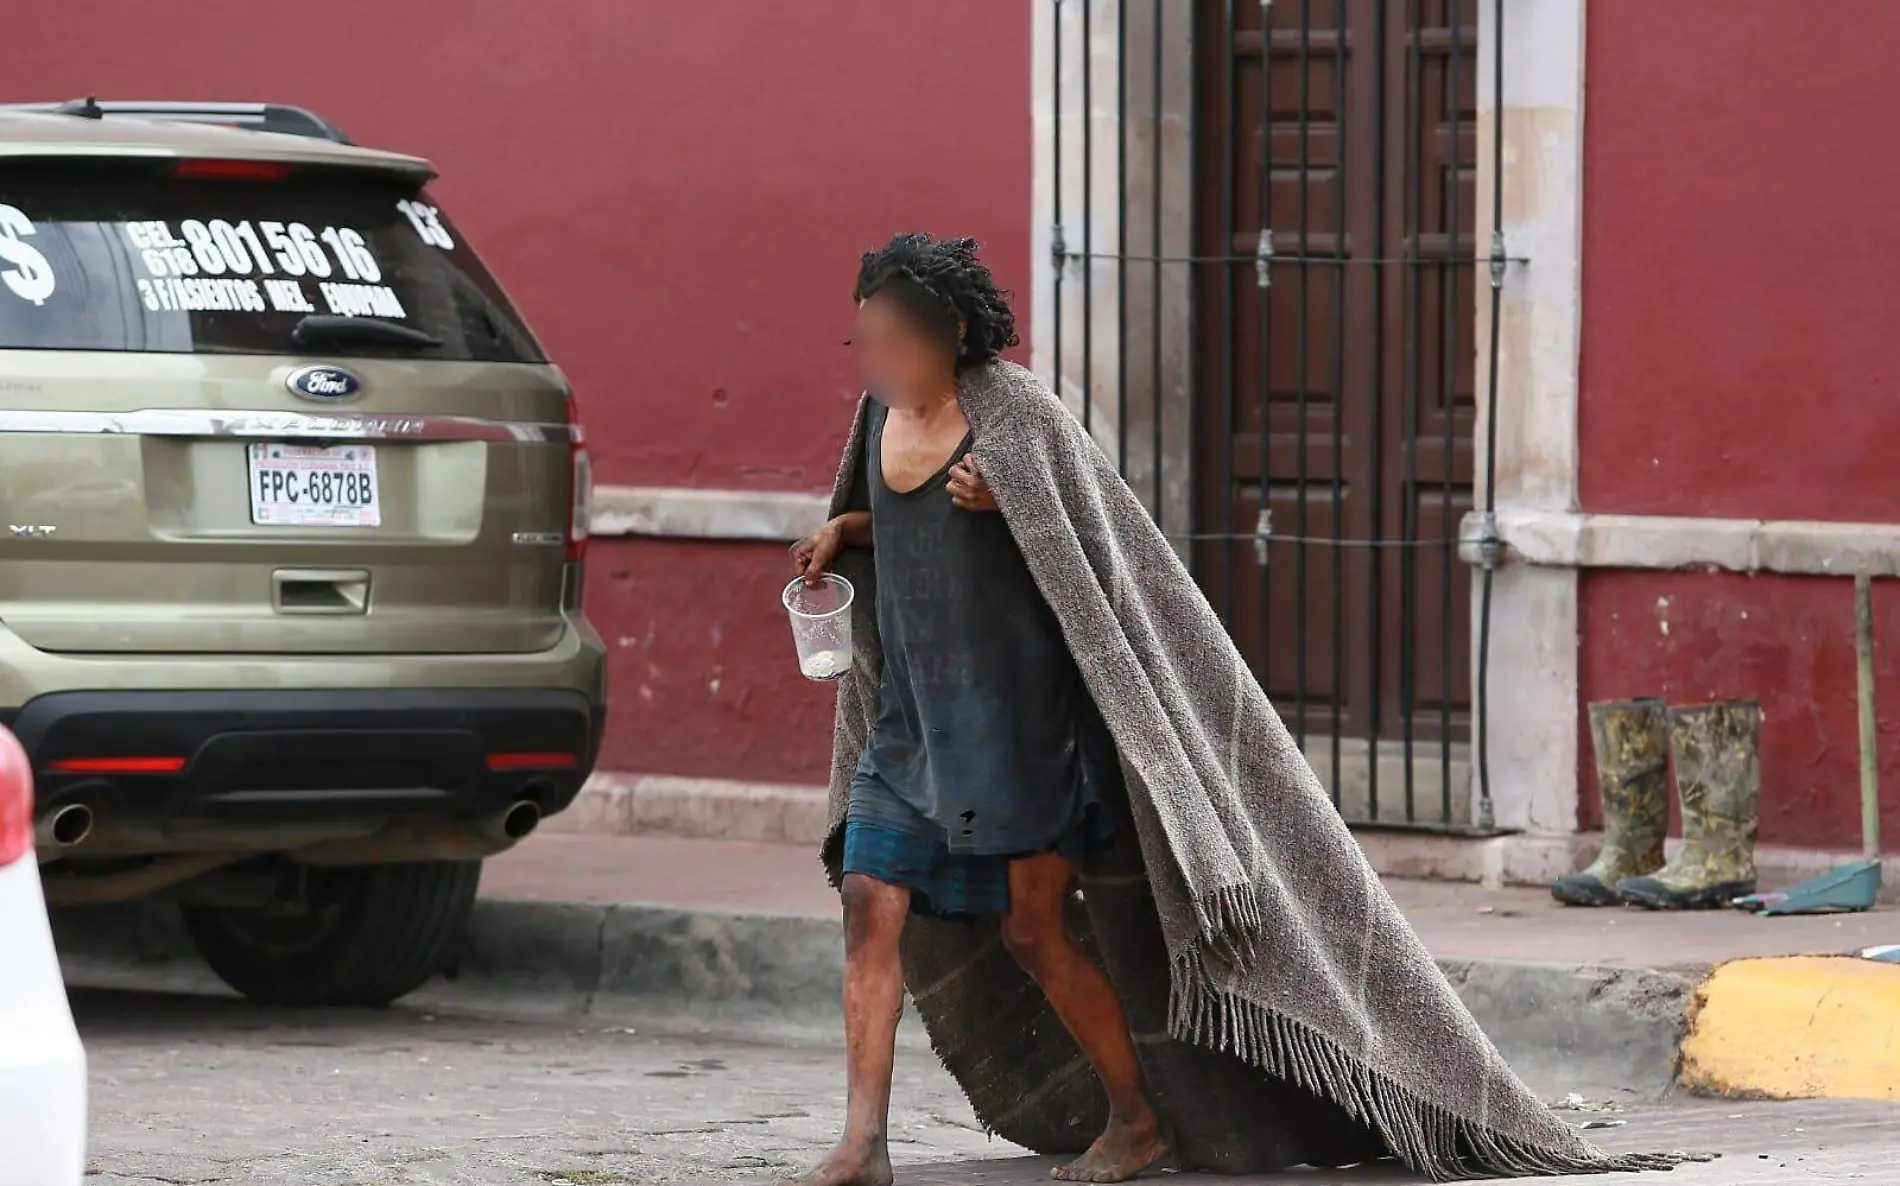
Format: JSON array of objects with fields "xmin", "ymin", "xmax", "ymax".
[
  {"xmin": 1617, "ymin": 701, "xmax": 1762, "ymax": 910},
  {"xmin": 1552, "ymin": 699, "xmax": 1669, "ymax": 906}
]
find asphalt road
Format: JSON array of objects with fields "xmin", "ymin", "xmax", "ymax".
[{"xmin": 75, "ymin": 985, "xmax": 1900, "ymax": 1186}]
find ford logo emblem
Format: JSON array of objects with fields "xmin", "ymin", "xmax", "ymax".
[{"xmin": 286, "ymin": 365, "xmax": 364, "ymax": 402}]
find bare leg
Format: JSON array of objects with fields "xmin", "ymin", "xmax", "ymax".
[
  {"xmin": 1002, "ymin": 852, "xmax": 1171, "ymax": 1183},
  {"xmin": 778, "ymin": 873, "xmax": 910, "ymax": 1186}
]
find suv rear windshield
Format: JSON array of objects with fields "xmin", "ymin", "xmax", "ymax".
[{"xmin": 0, "ymin": 160, "xmax": 544, "ymax": 362}]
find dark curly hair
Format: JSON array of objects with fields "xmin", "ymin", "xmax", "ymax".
[{"xmin": 854, "ymin": 232, "xmax": 1019, "ymax": 371}]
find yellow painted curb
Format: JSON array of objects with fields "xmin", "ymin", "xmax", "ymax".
[{"xmin": 1679, "ymin": 955, "xmax": 1900, "ymax": 1101}]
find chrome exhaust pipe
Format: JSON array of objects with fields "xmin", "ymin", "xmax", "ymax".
[
  {"xmin": 36, "ymin": 803, "xmax": 93, "ymax": 852},
  {"xmin": 484, "ymin": 798, "xmax": 542, "ymax": 845}
]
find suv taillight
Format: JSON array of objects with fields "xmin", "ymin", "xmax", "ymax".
[
  {"xmin": 566, "ymin": 396, "xmax": 591, "ymax": 564},
  {"xmin": 0, "ymin": 727, "xmax": 32, "ymax": 867}
]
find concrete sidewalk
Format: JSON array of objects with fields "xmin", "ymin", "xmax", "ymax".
[{"xmin": 481, "ymin": 833, "xmax": 1899, "ymax": 967}]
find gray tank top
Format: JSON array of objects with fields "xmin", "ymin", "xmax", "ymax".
[{"xmin": 850, "ymin": 401, "xmax": 1116, "ymax": 855}]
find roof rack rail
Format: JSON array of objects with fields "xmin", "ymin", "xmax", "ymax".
[{"xmin": 0, "ymin": 100, "xmax": 354, "ymax": 145}]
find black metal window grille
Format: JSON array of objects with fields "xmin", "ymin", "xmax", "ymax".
[{"xmin": 1045, "ymin": 0, "xmax": 1514, "ymax": 834}]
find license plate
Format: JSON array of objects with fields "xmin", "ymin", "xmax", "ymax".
[{"xmin": 247, "ymin": 443, "xmax": 381, "ymax": 527}]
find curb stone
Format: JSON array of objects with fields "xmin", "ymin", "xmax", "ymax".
[
  {"xmin": 1437, "ymin": 959, "xmax": 1698, "ymax": 1104},
  {"xmin": 52, "ymin": 895, "xmax": 1695, "ymax": 1103},
  {"xmin": 1678, "ymin": 955, "xmax": 1900, "ymax": 1102}
]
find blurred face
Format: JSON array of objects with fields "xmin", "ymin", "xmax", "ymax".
[{"xmin": 851, "ymin": 291, "xmax": 959, "ymax": 409}]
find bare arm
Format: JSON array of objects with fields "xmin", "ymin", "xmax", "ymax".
[
  {"xmin": 791, "ymin": 511, "xmax": 872, "ymax": 583},
  {"xmin": 831, "ymin": 510, "xmax": 873, "ymax": 547}
]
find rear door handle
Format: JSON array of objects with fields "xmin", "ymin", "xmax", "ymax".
[{"xmin": 272, "ymin": 569, "xmax": 370, "ymax": 615}]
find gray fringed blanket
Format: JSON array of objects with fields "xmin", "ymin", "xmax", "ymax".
[{"xmin": 818, "ymin": 361, "xmax": 1693, "ymax": 1181}]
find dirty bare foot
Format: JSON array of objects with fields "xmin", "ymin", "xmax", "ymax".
[
  {"xmin": 777, "ymin": 1140, "xmax": 895, "ymax": 1186},
  {"xmin": 1051, "ymin": 1112, "xmax": 1172, "ymax": 1183}
]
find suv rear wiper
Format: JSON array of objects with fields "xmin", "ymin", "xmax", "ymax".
[{"xmin": 292, "ymin": 315, "xmax": 442, "ymax": 350}]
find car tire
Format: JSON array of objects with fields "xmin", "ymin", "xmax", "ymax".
[{"xmin": 181, "ymin": 859, "xmax": 481, "ymax": 1008}]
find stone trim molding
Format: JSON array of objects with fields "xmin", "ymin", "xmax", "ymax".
[
  {"xmin": 1472, "ymin": 508, "xmax": 1900, "ymax": 577},
  {"xmin": 585, "ymin": 484, "xmax": 1900, "ymax": 579},
  {"xmin": 592, "ymin": 485, "xmax": 828, "ymax": 543}
]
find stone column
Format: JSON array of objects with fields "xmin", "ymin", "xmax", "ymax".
[
  {"xmin": 1469, "ymin": 0, "xmax": 1589, "ymax": 841},
  {"xmin": 1031, "ymin": 0, "xmax": 1195, "ymax": 546}
]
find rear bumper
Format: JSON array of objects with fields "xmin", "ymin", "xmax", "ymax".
[
  {"xmin": 0, "ymin": 857, "xmax": 88, "ymax": 1185},
  {"xmin": 0, "ymin": 614, "xmax": 608, "ymax": 836},
  {"xmin": 9, "ymin": 687, "xmax": 605, "ymax": 825}
]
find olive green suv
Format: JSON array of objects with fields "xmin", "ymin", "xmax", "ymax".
[{"xmin": 0, "ymin": 100, "xmax": 606, "ymax": 1006}]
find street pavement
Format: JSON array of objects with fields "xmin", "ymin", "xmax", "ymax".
[
  {"xmin": 77, "ymin": 983, "xmax": 1900, "ymax": 1186},
  {"xmin": 77, "ymin": 985, "xmax": 1003, "ymax": 1186}
]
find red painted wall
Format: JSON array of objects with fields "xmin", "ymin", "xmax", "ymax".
[
  {"xmin": 2, "ymin": 0, "xmax": 1030, "ymax": 491},
  {"xmin": 1576, "ymin": 2, "xmax": 1900, "ymax": 848},
  {"xmin": 4, "ymin": 2, "xmax": 1030, "ymax": 785},
  {"xmin": 1579, "ymin": 572, "xmax": 1900, "ymax": 851},
  {"xmin": 589, "ymin": 540, "xmax": 839, "ymax": 781},
  {"xmin": 1579, "ymin": 0, "xmax": 1900, "ymax": 521}
]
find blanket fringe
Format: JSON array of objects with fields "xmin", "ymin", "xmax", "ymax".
[
  {"xmin": 1194, "ymin": 881, "xmax": 1264, "ymax": 969},
  {"xmin": 1167, "ymin": 943, "xmax": 1706, "ymax": 1182}
]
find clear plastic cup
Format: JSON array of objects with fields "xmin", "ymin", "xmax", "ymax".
[{"xmin": 783, "ymin": 573, "xmax": 854, "ymax": 682}]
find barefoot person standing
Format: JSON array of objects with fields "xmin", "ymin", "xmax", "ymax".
[
  {"xmin": 785, "ymin": 235, "xmax": 1168, "ymax": 1186},
  {"xmin": 785, "ymin": 233, "xmax": 1696, "ymax": 1186}
]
